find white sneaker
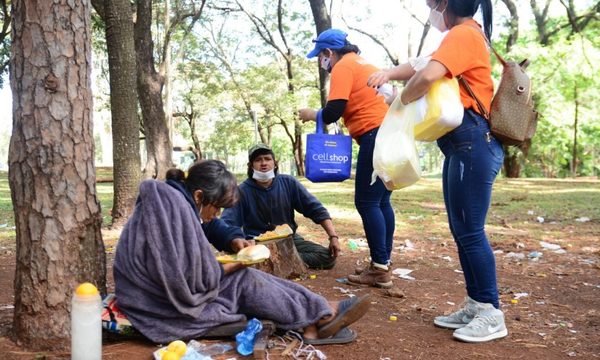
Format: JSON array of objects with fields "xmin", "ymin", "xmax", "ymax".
[
  {"xmin": 434, "ymin": 297, "xmax": 477, "ymax": 329},
  {"xmin": 453, "ymin": 306, "xmax": 508, "ymax": 343}
]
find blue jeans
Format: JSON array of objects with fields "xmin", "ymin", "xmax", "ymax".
[
  {"xmin": 437, "ymin": 110, "xmax": 504, "ymax": 308},
  {"xmin": 355, "ymin": 128, "xmax": 395, "ymax": 266}
]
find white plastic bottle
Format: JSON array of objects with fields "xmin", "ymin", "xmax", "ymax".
[{"xmin": 71, "ymin": 282, "xmax": 102, "ymax": 360}]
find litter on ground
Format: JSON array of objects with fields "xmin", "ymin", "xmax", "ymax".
[{"xmin": 392, "ymin": 268, "xmax": 415, "ymax": 281}]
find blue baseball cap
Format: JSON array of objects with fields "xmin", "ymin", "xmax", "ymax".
[{"xmin": 306, "ymin": 29, "xmax": 348, "ymax": 58}]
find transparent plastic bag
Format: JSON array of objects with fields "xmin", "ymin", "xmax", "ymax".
[
  {"xmin": 371, "ymin": 96, "xmax": 421, "ymax": 191},
  {"xmin": 413, "ymin": 77, "xmax": 464, "ymax": 141}
]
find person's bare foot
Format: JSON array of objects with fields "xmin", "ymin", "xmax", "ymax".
[
  {"xmin": 303, "ymin": 324, "xmax": 318, "ymax": 340},
  {"xmin": 317, "ymin": 301, "xmax": 338, "ymax": 327}
]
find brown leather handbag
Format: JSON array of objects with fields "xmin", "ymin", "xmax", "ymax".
[{"xmin": 458, "ymin": 41, "xmax": 539, "ymax": 147}]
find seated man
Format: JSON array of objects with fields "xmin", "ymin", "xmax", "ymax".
[
  {"xmin": 221, "ymin": 144, "xmax": 340, "ymax": 269},
  {"xmin": 113, "ymin": 160, "xmax": 369, "ymax": 344}
]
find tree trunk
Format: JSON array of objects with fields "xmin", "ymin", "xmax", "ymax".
[
  {"xmin": 308, "ymin": 0, "xmax": 331, "ymax": 108},
  {"xmin": 499, "ymin": 0, "xmax": 519, "ymax": 52},
  {"xmin": 503, "ymin": 151, "xmax": 521, "ymax": 178},
  {"xmin": 294, "ymin": 122, "xmax": 305, "ymax": 176},
  {"xmin": 135, "ymin": 0, "xmax": 172, "ymax": 180},
  {"xmin": 102, "ymin": 0, "xmax": 142, "ymax": 227},
  {"xmin": 9, "ymin": 0, "xmax": 105, "ymax": 349},
  {"xmin": 571, "ymin": 84, "xmax": 579, "ymax": 177},
  {"xmin": 530, "ymin": 0, "xmax": 551, "ymax": 45}
]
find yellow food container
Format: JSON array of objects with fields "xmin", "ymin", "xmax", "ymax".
[{"xmin": 413, "ymin": 77, "xmax": 464, "ymax": 142}]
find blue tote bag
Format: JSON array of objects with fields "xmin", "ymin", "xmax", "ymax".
[{"xmin": 305, "ymin": 110, "xmax": 352, "ymax": 182}]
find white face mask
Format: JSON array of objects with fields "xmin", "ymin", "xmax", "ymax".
[
  {"xmin": 320, "ymin": 56, "xmax": 332, "ymax": 73},
  {"xmin": 253, "ymin": 169, "xmax": 275, "ymax": 182},
  {"xmin": 429, "ymin": 4, "xmax": 448, "ymax": 32}
]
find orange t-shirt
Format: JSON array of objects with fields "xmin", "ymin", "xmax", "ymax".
[
  {"xmin": 431, "ymin": 19, "xmax": 493, "ymax": 116},
  {"xmin": 328, "ymin": 53, "xmax": 389, "ymax": 139}
]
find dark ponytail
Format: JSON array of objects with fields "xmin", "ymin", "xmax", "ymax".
[
  {"xmin": 333, "ymin": 42, "xmax": 360, "ymax": 56},
  {"xmin": 165, "ymin": 160, "xmax": 239, "ymax": 208},
  {"xmin": 447, "ymin": 0, "xmax": 493, "ymax": 39},
  {"xmin": 166, "ymin": 168, "xmax": 186, "ymax": 182}
]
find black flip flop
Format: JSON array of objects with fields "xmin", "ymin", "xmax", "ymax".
[
  {"xmin": 317, "ymin": 294, "xmax": 371, "ymax": 339},
  {"xmin": 304, "ymin": 327, "xmax": 357, "ymax": 345}
]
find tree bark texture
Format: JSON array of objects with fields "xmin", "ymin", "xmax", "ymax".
[
  {"xmin": 499, "ymin": 0, "xmax": 519, "ymax": 52},
  {"xmin": 135, "ymin": 0, "xmax": 172, "ymax": 180},
  {"xmin": 9, "ymin": 0, "xmax": 106, "ymax": 349},
  {"xmin": 103, "ymin": 0, "xmax": 142, "ymax": 227},
  {"xmin": 308, "ymin": 0, "xmax": 331, "ymax": 108}
]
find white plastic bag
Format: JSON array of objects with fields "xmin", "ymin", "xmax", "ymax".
[{"xmin": 371, "ymin": 96, "xmax": 421, "ymax": 191}]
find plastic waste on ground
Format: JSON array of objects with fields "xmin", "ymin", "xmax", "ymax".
[
  {"xmin": 412, "ymin": 77, "xmax": 464, "ymax": 141},
  {"xmin": 371, "ymin": 96, "xmax": 421, "ymax": 191},
  {"xmin": 235, "ymin": 318, "xmax": 262, "ymax": 356},
  {"xmin": 153, "ymin": 341, "xmax": 233, "ymax": 360},
  {"xmin": 71, "ymin": 283, "xmax": 102, "ymax": 360},
  {"xmin": 392, "ymin": 268, "xmax": 415, "ymax": 281}
]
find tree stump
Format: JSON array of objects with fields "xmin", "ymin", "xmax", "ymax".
[{"xmin": 253, "ymin": 235, "xmax": 307, "ymax": 279}]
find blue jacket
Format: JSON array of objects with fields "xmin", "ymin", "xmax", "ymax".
[
  {"xmin": 166, "ymin": 179, "xmax": 244, "ymax": 253},
  {"xmin": 220, "ymin": 174, "xmax": 331, "ymax": 238}
]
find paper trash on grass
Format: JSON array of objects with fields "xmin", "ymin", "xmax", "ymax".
[
  {"xmin": 540, "ymin": 241, "xmax": 566, "ymax": 254},
  {"xmin": 348, "ymin": 238, "xmax": 369, "ymax": 248},
  {"xmin": 505, "ymin": 252, "xmax": 525, "ymax": 260},
  {"xmin": 332, "ymin": 286, "xmax": 359, "ymax": 297},
  {"xmin": 540, "ymin": 241, "xmax": 561, "ymax": 250},
  {"xmin": 575, "ymin": 217, "xmax": 590, "ymax": 223},
  {"xmin": 392, "ymin": 268, "xmax": 415, "ymax": 281},
  {"xmin": 513, "ymin": 292, "xmax": 529, "ymax": 300},
  {"xmin": 536, "ymin": 216, "xmax": 545, "ymax": 223},
  {"xmin": 395, "ymin": 239, "xmax": 415, "ymax": 251}
]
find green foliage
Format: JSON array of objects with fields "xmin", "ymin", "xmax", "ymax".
[{"xmin": 493, "ymin": 16, "xmax": 600, "ymax": 177}]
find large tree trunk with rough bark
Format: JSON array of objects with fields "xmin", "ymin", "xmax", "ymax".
[
  {"xmin": 9, "ymin": 0, "xmax": 106, "ymax": 349},
  {"xmin": 93, "ymin": 0, "xmax": 142, "ymax": 227},
  {"xmin": 135, "ymin": 0, "xmax": 172, "ymax": 180}
]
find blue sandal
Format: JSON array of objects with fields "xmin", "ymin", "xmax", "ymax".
[
  {"xmin": 317, "ymin": 294, "xmax": 371, "ymax": 339},
  {"xmin": 304, "ymin": 327, "xmax": 357, "ymax": 345}
]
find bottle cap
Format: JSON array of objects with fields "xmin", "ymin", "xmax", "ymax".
[{"xmin": 75, "ymin": 282, "xmax": 99, "ymax": 296}]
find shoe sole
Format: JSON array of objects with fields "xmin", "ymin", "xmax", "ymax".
[
  {"xmin": 346, "ymin": 278, "xmax": 393, "ymax": 289},
  {"xmin": 433, "ymin": 319, "xmax": 468, "ymax": 329},
  {"xmin": 317, "ymin": 294, "xmax": 371, "ymax": 338},
  {"xmin": 453, "ymin": 328, "xmax": 508, "ymax": 343}
]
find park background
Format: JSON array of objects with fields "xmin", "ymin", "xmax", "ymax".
[{"xmin": 0, "ymin": 0, "xmax": 599, "ymax": 359}]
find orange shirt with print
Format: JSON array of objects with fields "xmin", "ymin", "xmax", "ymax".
[
  {"xmin": 328, "ymin": 53, "xmax": 389, "ymax": 139},
  {"xmin": 431, "ymin": 19, "xmax": 493, "ymax": 116}
]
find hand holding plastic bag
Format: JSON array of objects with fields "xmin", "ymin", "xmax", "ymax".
[{"xmin": 371, "ymin": 97, "xmax": 421, "ymax": 191}]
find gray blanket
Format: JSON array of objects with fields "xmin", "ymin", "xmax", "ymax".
[{"xmin": 114, "ymin": 180, "xmax": 331, "ymax": 343}]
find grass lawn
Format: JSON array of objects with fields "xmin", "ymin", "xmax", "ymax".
[{"xmin": 1, "ymin": 169, "xmax": 598, "ymax": 247}]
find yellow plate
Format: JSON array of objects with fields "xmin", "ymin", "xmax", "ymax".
[
  {"xmin": 215, "ymin": 254, "xmax": 268, "ymax": 265},
  {"xmin": 254, "ymin": 224, "xmax": 293, "ymax": 242},
  {"xmin": 255, "ymin": 233, "xmax": 290, "ymax": 242}
]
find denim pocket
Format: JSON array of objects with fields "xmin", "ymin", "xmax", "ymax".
[{"xmin": 485, "ymin": 132, "xmax": 504, "ymax": 162}]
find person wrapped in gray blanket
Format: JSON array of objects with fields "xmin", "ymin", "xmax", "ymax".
[{"xmin": 113, "ymin": 159, "xmax": 370, "ymax": 344}]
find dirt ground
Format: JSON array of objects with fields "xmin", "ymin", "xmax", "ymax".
[{"xmin": 0, "ymin": 181, "xmax": 599, "ymax": 359}]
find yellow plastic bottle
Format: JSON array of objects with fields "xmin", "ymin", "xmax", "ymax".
[{"xmin": 71, "ymin": 282, "xmax": 102, "ymax": 360}]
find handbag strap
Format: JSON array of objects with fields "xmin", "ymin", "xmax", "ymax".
[
  {"xmin": 456, "ymin": 22, "xmax": 496, "ymax": 120},
  {"xmin": 316, "ymin": 109, "xmax": 345, "ymax": 135},
  {"xmin": 457, "ymin": 75, "xmax": 490, "ymax": 120},
  {"xmin": 316, "ymin": 109, "xmax": 324, "ymax": 134}
]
